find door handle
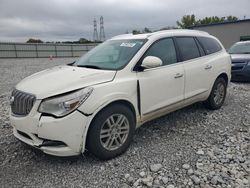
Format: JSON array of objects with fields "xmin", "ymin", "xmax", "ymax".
[
  {"xmin": 174, "ymin": 73, "xmax": 183, "ymax": 78},
  {"xmin": 205, "ymin": 65, "xmax": 212, "ymax": 70}
]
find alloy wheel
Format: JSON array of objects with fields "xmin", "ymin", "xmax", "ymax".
[
  {"xmin": 100, "ymin": 114, "xmax": 130, "ymax": 151},
  {"xmin": 213, "ymin": 82, "xmax": 225, "ymax": 105}
]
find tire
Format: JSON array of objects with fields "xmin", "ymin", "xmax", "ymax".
[
  {"xmin": 86, "ymin": 104, "xmax": 135, "ymax": 160},
  {"xmin": 204, "ymin": 77, "xmax": 227, "ymax": 110}
]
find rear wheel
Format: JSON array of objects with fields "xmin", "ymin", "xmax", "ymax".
[
  {"xmin": 204, "ymin": 77, "xmax": 227, "ymax": 110},
  {"xmin": 86, "ymin": 104, "xmax": 135, "ymax": 160}
]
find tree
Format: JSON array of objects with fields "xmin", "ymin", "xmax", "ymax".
[
  {"xmin": 177, "ymin": 15, "xmax": 239, "ymax": 28},
  {"xmin": 196, "ymin": 16, "xmax": 226, "ymax": 25},
  {"xmin": 26, "ymin": 38, "xmax": 43, "ymax": 43},
  {"xmin": 176, "ymin": 14, "xmax": 196, "ymax": 28},
  {"xmin": 78, "ymin": 38, "xmax": 91, "ymax": 43},
  {"xmin": 143, "ymin": 27, "xmax": 152, "ymax": 33},
  {"xmin": 158, "ymin": 26, "xmax": 178, "ymax": 31},
  {"xmin": 132, "ymin": 30, "xmax": 141, "ymax": 35},
  {"xmin": 226, "ymin": 16, "xmax": 238, "ymax": 21}
]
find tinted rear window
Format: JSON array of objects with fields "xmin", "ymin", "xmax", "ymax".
[
  {"xmin": 197, "ymin": 37, "xmax": 222, "ymax": 55},
  {"xmin": 175, "ymin": 37, "xmax": 200, "ymax": 61}
]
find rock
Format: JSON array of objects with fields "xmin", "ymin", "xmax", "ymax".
[
  {"xmin": 187, "ymin": 169, "xmax": 194, "ymax": 175},
  {"xmin": 133, "ymin": 179, "xmax": 141, "ymax": 187},
  {"xmin": 203, "ymin": 184, "xmax": 213, "ymax": 188},
  {"xmin": 141, "ymin": 176, "xmax": 153, "ymax": 187},
  {"xmin": 188, "ymin": 180, "xmax": 193, "ymax": 186},
  {"xmin": 162, "ymin": 177, "xmax": 168, "ymax": 184},
  {"xmin": 190, "ymin": 175, "xmax": 200, "ymax": 185},
  {"xmin": 182, "ymin": 164, "xmax": 190, "ymax": 170},
  {"xmin": 210, "ymin": 176, "xmax": 218, "ymax": 185},
  {"xmin": 127, "ymin": 177, "xmax": 134, "ymax": 184},
  {"xmin": 196, "ymin": 162, "xmax": 203, "ymax": 169},
  {"xmin": 211, "ymin": 175, "xmax": 224, "ymax": 185},
  {"xmin": 208, "ymin": 171, "xmax": 215, "ymax": 178},
  {"xmin": 168, "ymin": 173, "xmax": 174, "ymax": 178},
  {"xmin": 237, "ymin": 156, "xmax": 245, "ymax": 163},
  {"xmin": 113, "ymin": 161, "xmax": 120, "ymax": 166},
  {"xmin": 207, "ymin": 151, "xmax": 214, "ymax": 158},
  {"xmin": 166, "ymin": 185, "xmax": 175, "ymax": 188},
  {"xmin": 154, "ymin": 179, "xmax": 160, "ymax": 185},
  {"xmin": 124, "ymin": 174, "xmax": 130, "ymax": 179},
  {"xmin": 226, "ymin": 154, "xmax": 233, "ymax": 160},
  {"xmin": 150, "ymin": 164, "xmax": 163, "ymax": 172},
  {"xmin": 121, "ymin": 183, "xmax": 130, "ymax": 188},
  {"xmin": 146, "ymin": 182, "xmax": 153, "ymax": 187},
  {"xmin": 242, "ymin": 178, "xmax": 249, "ymax": 185},
  {"xmin": 236, "ymin": 178, "xmax": 243, "ymax": 185},
  {"xmin": 196, "ymin": 149, "xmax": 205, "ymax": 155},
  {"xmin": 100, "ymin": 166, "xmax": 105, "ymax": 171},
  {"xmin": 139, "ymin": 171, "xmax": 146, "ymax": 177}
]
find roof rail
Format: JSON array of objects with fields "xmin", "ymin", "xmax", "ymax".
[{"xmin": 153, "ymin": 29, "xmax": 209, "ymax": 35}]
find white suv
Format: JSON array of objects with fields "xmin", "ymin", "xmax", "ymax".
[{"xmin": 10, "ymin": 30, "xmax": 231, "ymax": 159}]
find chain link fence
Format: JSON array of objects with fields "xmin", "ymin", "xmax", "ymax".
[{"xmin": 0, "ymin": 42, "xmax": 98, "ymax": 58}]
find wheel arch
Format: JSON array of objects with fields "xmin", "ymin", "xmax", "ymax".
[
  {"xmin": 81, "ymin": 99, "xmax": 137, "ymax": 153},
  {"xmin": 209, "ymin": 72, "xmax": 229, "ymax": 92},
  {"xmin": 217, "ymin": 72, "xmax": 229, "ymax": 86}
]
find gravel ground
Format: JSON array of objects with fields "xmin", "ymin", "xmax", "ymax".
[{"xmin": 0, "ymin": 58, "xmax": 249, "ymax": 188}]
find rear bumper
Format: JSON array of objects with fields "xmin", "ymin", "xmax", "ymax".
[{"xmin": 11, "ymin": 110, "xmax": 88, "ymax": 157}]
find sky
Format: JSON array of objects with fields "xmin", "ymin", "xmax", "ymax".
[{"xmin": 0, "ymin": 0, "xmax": 249, "ymax": 42}]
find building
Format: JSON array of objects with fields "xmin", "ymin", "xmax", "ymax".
[{"xmin": 189, "ymin": 19, "xmax": 250, "ymax": 49}]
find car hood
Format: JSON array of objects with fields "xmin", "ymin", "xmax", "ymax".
[
  {"xmin": 230, "ymin": 54, "xmax": 250, "ymax": 62},
  {"xmin": 16, "ymin": 65, "xmax": 116, "ymax": 99}
]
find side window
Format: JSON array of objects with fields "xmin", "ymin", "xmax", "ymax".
[
  {"xmin": 175, "ymin": 37, "xmax": 200, "ymax": 61},
  {"xmin": 144, "ymin": 38, "xmax": 177, "ymax": 66},
  {"xmin": 197, "ymin": 37, "xmax": 222, "ymax": 54}
]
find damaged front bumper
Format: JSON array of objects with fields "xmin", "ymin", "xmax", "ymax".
[{"xmin": 10, "ymin": 104, "xmax": 89, "ymax": 157}]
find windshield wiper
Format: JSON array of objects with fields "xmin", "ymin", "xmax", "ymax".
[
  {"xmin": 67, "ymin": 61, "xmax": 76, "ymax": 66},
  {"xmin": 77, "ymin": 65, "xmax": 101, "ymax": 69}
]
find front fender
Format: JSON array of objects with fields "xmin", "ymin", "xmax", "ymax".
[{"xmin": 78, "ymin": 79, "xmax": 138, "ymax": 115}]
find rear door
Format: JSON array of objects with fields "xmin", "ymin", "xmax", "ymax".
[{"xmin": 175, "ymin": 37, "xmax": 212, "ymax": 99}]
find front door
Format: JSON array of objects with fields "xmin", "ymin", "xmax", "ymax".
[{"xmin": 136, "ymin": 38, "xmax": 185, "ymax": 116}]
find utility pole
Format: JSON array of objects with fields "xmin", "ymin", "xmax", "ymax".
[
  {"xmin": 99, "ymin": 16, "xmax": 106, "ymax": 42},
  {"xmin": 93, "ymin": 18, "xmax": 98, "ymax": 42}
]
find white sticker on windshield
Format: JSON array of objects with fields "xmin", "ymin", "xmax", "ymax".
[{"xmin": 120, "ymin": 43, "xmax": 137, "ymax": 47}]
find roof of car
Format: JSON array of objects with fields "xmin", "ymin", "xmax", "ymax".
[
  {"xmin": 110, "ymin": 29, "xmax": 210, "ymax": 40},
  {"xmin": 235, "ymin": 40, "xmax": 250, "ymax": 45}
]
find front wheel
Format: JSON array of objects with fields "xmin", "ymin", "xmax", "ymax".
[
  {"xmin": 204, "ymin": 77, "xmax": 227, "ymax": 110},
  {"xmin": 86, "ymin": 104, "xmax": 135, "ymax": 160}
]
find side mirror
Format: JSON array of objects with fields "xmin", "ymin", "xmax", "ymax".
[{"xmin": 141, "ymin": 56, "xmax": 162, "ymax": 69}]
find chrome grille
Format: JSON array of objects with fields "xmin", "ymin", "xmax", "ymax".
[{"xmin": 11, "ymin": 89, "xmax": 36, "ymax": 116}]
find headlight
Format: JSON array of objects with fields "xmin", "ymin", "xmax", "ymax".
[{"xmin": 39, "ymin": 87, "xmax": 93, "ymax": 117}]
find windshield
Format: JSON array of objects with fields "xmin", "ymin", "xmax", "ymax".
[
  {"xmin": 76, "ymin": 39, "xmax": 147, "ymax": 70},
  {"xmin": 228, "ymin": 42, "xmax": 250, "ymax": 54}
]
